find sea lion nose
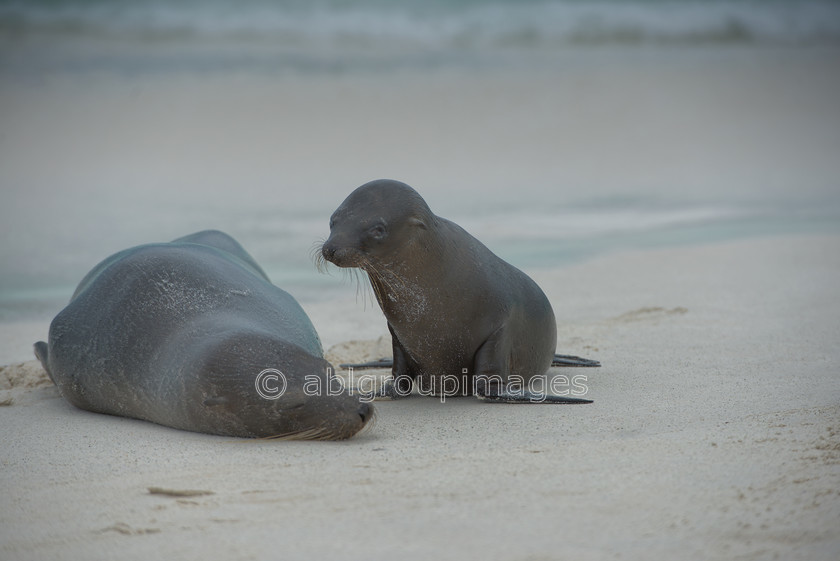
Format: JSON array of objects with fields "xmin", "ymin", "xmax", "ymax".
[
  {"xmin": 358, "ymin": 401, "xmax": 372, "ymax": 424},
  {"xmin": 321, "ymin": 242, "xmax": 337, "ymax": 262}
]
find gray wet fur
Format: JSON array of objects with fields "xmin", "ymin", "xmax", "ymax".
[
  {"xmin": 321, "ymin": 179, "xmax": 594, "ymax": 403},
  {"xmin": 35, "ymin": 230, "xmax": 372, "ymax": 439}
]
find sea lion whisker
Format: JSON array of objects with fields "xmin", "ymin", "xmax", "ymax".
[
  {"xmin": 361, "ymin": 261, "xmax": 392, "ymax": 308},
  {"xmin": 352, "ymin": 267, "xmax": 367, "ymax": 305},
  {"xmin": 360, "ymin": 270, "xmax": 378, "ymax": 310},
  {"xmin": 339, "ymin": 266, "xmax": 366, "ymax": 301},
  {"xmin": 315, "ymin": 429, "xmax": 341, "ymax": 441},
  {"xmin": 363, "ymin": 260, "xmax": 399, "ymax": 293},
  {"xmin": 259, "ymin": 427, "xmax": 323, "ymax": 441},
  {"xmin": 351, "ymin": 259, "xmax": 379, "ymax": 308},
  {"xmin": 369, "ymin": 260, "xmax": 410, "ymax": 294},
  {"xmin": 310, "ymin": 239, "xmax": 331, "ymax": 274}
]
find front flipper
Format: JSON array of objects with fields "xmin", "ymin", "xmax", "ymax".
[{"xmin": 388, "ymin": 325, "xmax": 417, "ymax": 398}]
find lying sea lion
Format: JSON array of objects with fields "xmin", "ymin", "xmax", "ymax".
[{"xmin": 35, "ymin": 230, "xmax": 372, "ymax": 439}]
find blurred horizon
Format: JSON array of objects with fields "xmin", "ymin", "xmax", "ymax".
[{"xmin": 3, "ymin": 0, "xmax": 840, "ymax": 77}]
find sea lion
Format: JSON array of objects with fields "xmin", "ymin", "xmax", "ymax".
[
  {"xmin": 320, "ymin": 179, "xmax": 598, "ymax": 403},
  {"xmin": 34, "ymin": 230, "xmax": 372, "ymax": 439}
]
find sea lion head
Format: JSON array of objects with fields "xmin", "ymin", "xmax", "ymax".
[
  {"xmin": 190, "ymin": 332, "xmax": 374, "ymax": 440},
  {"xmin": 321, "ymin": 179, "xmax": 433, "ymax": 269}
]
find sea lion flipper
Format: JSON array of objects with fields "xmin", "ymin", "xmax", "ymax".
[
  {"xmin": 338, "ymin": 358, "xmax": 393, "ymax": 369},
  {"xmin": 388, "ymin": 326, "xmax": 418, "ymax": 398},
  {"xmin": 552, "ymin": 354, "xmax": 601, "ymax": 367},
  {"xmin": 477, "ymin": 391, "xmax": 593, "ymax": 404}
]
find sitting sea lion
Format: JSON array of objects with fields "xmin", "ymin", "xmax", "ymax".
[{"xmin": 320, "ymin": 179, "xmax": 598, "ymax": 403}]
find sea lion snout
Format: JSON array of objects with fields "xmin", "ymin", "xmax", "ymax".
[
  {"xmin": 321, "ymin": 241, "xmax": 338, "ymax": 262},
  {"xmin": 358, "ymin": 401, "xmax": 372, "ymax": 423},
  {"xmin": 321, "ymin": 239, "xmax": 358, "ymax": 267}
]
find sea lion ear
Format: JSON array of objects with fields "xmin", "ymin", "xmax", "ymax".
[{"xmin": 408, "ymin": 217, "xmax": 428, "ymax": 230}]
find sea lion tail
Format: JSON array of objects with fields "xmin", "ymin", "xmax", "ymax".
[{"xmin": 33, "ymin": 341, "xmax": 56, "ymax": 384}]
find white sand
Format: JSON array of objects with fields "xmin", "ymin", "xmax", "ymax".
[{"xmin": 2, "ymin": 234, "xmax": 839, "ymax": 560}]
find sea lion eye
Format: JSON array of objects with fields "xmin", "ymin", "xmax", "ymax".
[{"xmin": 368, "ymin": 224, "xmax": 386, "ymax": 239}]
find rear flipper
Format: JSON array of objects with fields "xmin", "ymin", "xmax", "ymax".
[
  {"xmin": 477, "ymin": 391, "xmax": 593, "ymax": 404},
  {"xmin": 553, "ymin": 354, "xmax": 600, "ymax": 367}
]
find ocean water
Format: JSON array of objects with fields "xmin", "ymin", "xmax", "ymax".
[
  {"xmin": 1, "ymin": 0, "xmax": 840, "ymax": 334},
  {"xmin": 3, "ymin": 0, "xmax": 840, "ymax": 46},
  {"xmin": 3, "ymin": 0, "xmax": 840, "ymax": 75}
]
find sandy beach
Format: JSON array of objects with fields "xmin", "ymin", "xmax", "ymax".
[
  {"xmin": 2, "ymin": 233, "xmax": 839, "ymax": 560},
  {"xmin": 2, "ymin": 3, "xmax": 840, "ymax": 557}
]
